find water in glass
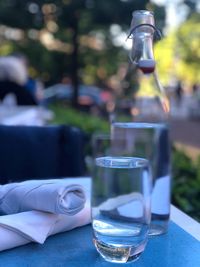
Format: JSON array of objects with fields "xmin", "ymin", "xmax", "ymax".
[{"xmin": 92, "ymin": 156, "xmax": 151, "ymax": 263}]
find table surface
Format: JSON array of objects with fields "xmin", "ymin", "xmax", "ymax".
[
  {"xmin": 0, "ymin": 220, "xmax": 199, "ymax": 267},
  {"xmin": 0, "ymin": 106, "xmax": 53, "ymax": 126}
]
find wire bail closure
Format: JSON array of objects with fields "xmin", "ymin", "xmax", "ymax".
[{"xmin": 126, "ymin": 23, "xmax": 162, "ymax": 41}]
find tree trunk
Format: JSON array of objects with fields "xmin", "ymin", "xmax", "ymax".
[{"xmin": 71, "ymin": 16, "xmax": 79, "ymax": 108}]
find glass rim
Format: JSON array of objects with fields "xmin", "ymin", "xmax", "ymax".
[
  {"xmin": 112, "ymin": 122, "xmax": 167, "ymax": 129},
  {"xmin": 95, "ymin": 156, "xmax": 149, "ymax": 169}
]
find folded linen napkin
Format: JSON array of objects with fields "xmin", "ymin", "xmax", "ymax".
[
  {"xmin": 0, "ymin": 179, "xmax": 86, "ymax": 215},
  {"xmin": 0, "ymin": 178, "xmax": 91, "ymax": 252}
]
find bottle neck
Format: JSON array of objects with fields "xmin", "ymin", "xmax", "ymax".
[
  {"xmin": 130, "ymin": 26, "xmax": 170, "ymax": 120},
  {"xmin": 135, "ymin": 71, "xmax": 170, "ymax": 122},
  {"xmin": 129, "ymin": 11, "xmax": 156, "ymax": 73},
  {"xmin": 130, "ymin": 32, "xmax": 155, "ymax": 74},
  {"xmin": 111, "ymin": 11, "xmax": 170, "ymax": 123}
]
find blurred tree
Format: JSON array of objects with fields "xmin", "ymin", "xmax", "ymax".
[
  {"xmin": 155, "ymin": 12, "xmax": 200, "ymax": 86},
  {"xmin": 176, "ymin": 13, "xmax": 200, "ymax": 84},
  {"xmin": 184, "ymin": 0, "xmax": 199, "ymax": 17},
  {"xmin": 0, "ymin": 0, "xmax": 165, "ymax": 107}
]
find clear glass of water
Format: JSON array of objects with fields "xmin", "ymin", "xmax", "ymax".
[
  {"xmin": 111, "ymin": 122, "xmax": 171, "ymax": 236},
  {"xmin": 91, "ymin": 136, "xmax": 152, "ymax": 263}
]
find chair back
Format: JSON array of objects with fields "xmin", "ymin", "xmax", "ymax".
[{"xmin": 0, "ymin": 125, "xmax": 86, "ymax": 184}]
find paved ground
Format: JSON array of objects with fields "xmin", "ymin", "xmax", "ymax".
[
  {"xmin": 170, "ymin": 119, "xmax": 200, "ymax": 148},
  {"xmin": 169, "ymin": 118, "xmax": 200, "ymax": 160}
]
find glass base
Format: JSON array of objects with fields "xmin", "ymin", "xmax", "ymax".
[
  {"xmin": 93, "ymin": 238, "xmax": 144, "ymax": 263},
  {"xmin": 149, "ymin": 220, "xmax": 169, "ymax": 236}
]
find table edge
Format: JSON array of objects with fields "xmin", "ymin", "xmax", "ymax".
[{"xmin": 170, "ymin": 204, "xmax": 200, "ymax": 241}]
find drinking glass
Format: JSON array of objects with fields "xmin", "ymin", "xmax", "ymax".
[
  {"xmin": 91, "ymin": 135, "xmax": 152, "ymax": 263},
  {"xmin": 111, "ymin": 122, "xmax": 171, "ymax": 235}
]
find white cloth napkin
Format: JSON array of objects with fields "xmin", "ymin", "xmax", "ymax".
[
  {"xmin": 0, "ymin": 178, "xmax": 91, "ymax": 252},
  {"xmin": 0, "ymin": 179, "xmax": 86, "ymax": 215}
]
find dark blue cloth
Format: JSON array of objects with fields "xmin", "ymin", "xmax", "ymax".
[
  {"xmin": 0, "ymin": 125, "xmax": 86, "ymax": 184},
  {"xmin": 25, "ymin": 77, "xmax": 37, "ymax": 96},
  {"xmin": 0, "ymin": 81, "xmax": 37, "ymax": 105}
]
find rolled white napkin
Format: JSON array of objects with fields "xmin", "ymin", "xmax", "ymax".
[
  {"xmin": 0, "ymin": 179, "xmax": 86, "ymax": 215},
  {"xmin": 0, "ymin": 178, "xmax": 91, "ymax": 252}
]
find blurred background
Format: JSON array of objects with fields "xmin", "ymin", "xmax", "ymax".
[{"xmin": 0, "ymin": 0, "xmax": 199, "ymax": 221}]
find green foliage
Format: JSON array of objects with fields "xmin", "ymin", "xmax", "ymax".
[
  {"xmin": 12, "ymin": 41, "xmax": 64, "ymax": 84},
  {"xmin": 49, "ymin": 104, "xmax": 109, "ymax": 135},
  {"xmin": 172, "ymin": 147, "xmax": 200, "ymax": 222},
  {"xmin": 155, "ymin": 12, "xmax": 200, "ymax": 86}
]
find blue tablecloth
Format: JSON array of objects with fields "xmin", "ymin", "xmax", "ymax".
[{"xmin": 0, "ymin": 221, "xmax": 199, "ymax": 267}]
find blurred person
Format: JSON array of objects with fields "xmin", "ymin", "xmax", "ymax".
[
  {"xmin": 175, "ymin": 81, "xmax": 183, "ymax": 105},
  {"xmin": 11, "ymin": 53, "xmax": 44, "ymax": 104},
  {"xmin": 192, "ymin": 84, "xmax": 199, "ymax": 96},
  {"xmin": 192, "ymin": 84, "xmax": 200, "ymax": 106},
  {"xmin": 0, "ymin": 56, "xmax": 37, "ymax": 105},
  {"xmin": 0, "ymin": 56, "xmax": 27, "ymax": 86}
]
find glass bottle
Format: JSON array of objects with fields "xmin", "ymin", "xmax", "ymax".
[{"xmin": 111, "ymin": 10, "xmax": 171, "ymax": 235}]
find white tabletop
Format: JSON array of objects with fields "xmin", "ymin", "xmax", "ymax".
[{"xmin": 171, "ymin": 204, "xmax": 200, "ymax": 241}]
